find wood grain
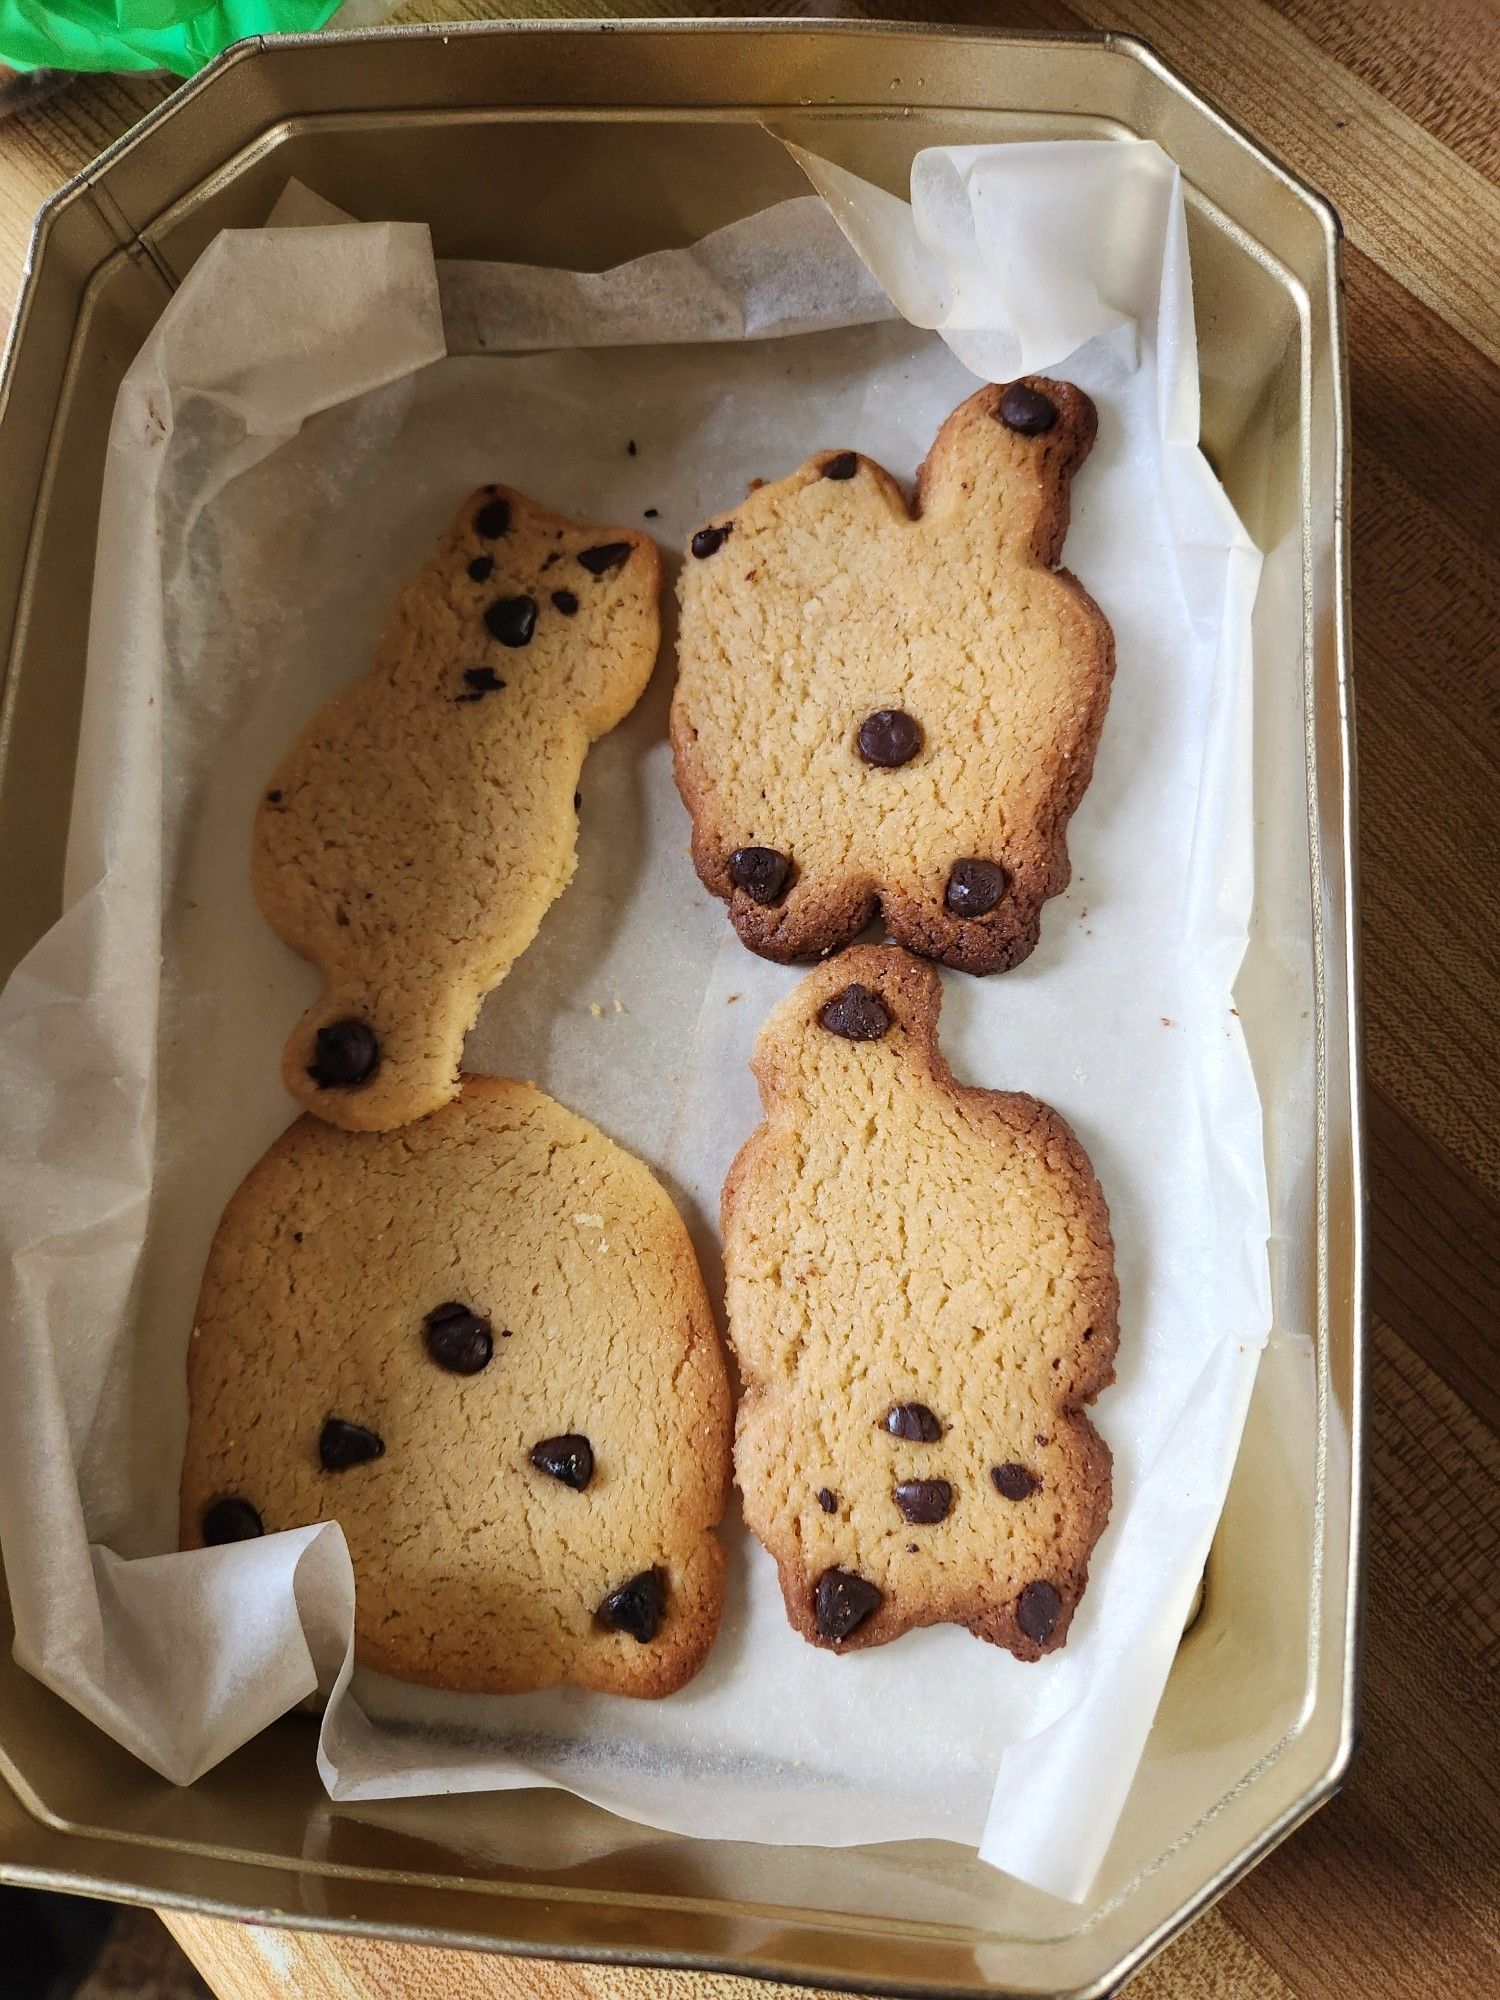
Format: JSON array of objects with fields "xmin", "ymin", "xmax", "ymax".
[{"xmin": 2, "ymin": 1, "xmax": 1497, "ymax": 1996}]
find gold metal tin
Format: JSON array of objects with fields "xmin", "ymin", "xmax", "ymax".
[{"xmin": 0, "ymin": 23, "xmax": 1360, "ymax": 1997}]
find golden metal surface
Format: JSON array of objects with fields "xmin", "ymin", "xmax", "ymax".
[{"xmin": 0, "ymin": 23, "xmax": 1359, "ymax": 1999}]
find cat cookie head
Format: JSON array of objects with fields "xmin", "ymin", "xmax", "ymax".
[{"xmin": 751, "ymin": 945, "xmax": 945, "ymax": 1107}]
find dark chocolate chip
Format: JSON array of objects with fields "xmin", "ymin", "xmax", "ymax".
[
  {"xmin": 817, "ymin": 1487, "xmax": 839, "ymax": 1514},
  {"xmin": 823, "ymin": 451, "xmax": 858, "ymax": 480},
  {"xmin": 461, "ymin": 666, "xmax": 506, "ymax": 700},
  {"xmin": 906, "ymin": 1542, "xmax": 919, "ymax": 1553},
  {"xmin": 728, "ymin": 845, "xmax": 792, "ymax": 906},
  {"xmin": 998, "ymin": 382, "xmax": 1058, "ymax": 436},
  {"xmin": 857, "ymin": 709, "xmax": 923, "ymax": 768},
  {"xmin": 531, "ymin": 1434, "xmax": 594, "ymax": 1490},
  {"xmin": 945, "ymin": 857, "xmax": 1011, "ymax": 916},
  {"xmin": 467, "ymin": 555, "xmax": 495, "ymax": 582},
  {"xmin": 819, "ymin": 983, "xmax": 891, "ymax": 1041},
  {"xmin": 202, "ymin": 1497, "xmax": 263, "ymax": 1545},
  {"xmin": 574, "ymin": 791, "xmax": 582, "ymax": 810},
  {"xmin": 690, "ymin": 523, "xmax": 732, "ymax": 559},
  {"xmin": 1017, "ymin": 1580, "xmax": 1063, "ymax": 1645},
  {"xmin": 883, "ymin": 1402, "xmax": 943, "ymax": 1442},
  {"xmin": 992, "ymin": 1462, "xmax": 1040, "ymax": 1501},
  {"xmin": 474, "ymin": 498, "xmax": 512, "ymax": 538},
  {"xmin": 627, "ymin": 439, "xmax": 638, "ymax": 456},
  {"xmin": 319, "ymin": 1418, "xmax": 385, "ymax": 1472},
  {"xmin": 596, "ymin": 1566, "xmax": 666, "ymax": 1642},
  {"xmin": 307, "ymin": 1019, "xmax": 379, "ymax": 1088},
  {"xmin": 813, "ymin": 1567, "xmax": 883, "ymax": 1643},
  {"xmin": 484, "ymin": 596, "xmax": 537, "ymax": 647},
  {"xmin": 577, "ymin": 541, "xmax": 632, "ymax": 576},
  {"xmin": 423, "ymin": 1301, "xmax": 493, "ymax": 1375},
  {"xmin": 894, "ymin": 1478, "xmax": 953, "ymax": 1524},
  {"xmin": 292, "ymin": 1231, "xmax": 303, "ymax": 1243},
  {"xmin": 551, "ymin": 589, "xmax": 580, "ymax": 616},
  {"xmin": 265, "ymin": 788, "xmax": 282, "ymax": 804},
  {"xmin": 644, "ymin": 507, "xmax": 659, "ymax": 519}
]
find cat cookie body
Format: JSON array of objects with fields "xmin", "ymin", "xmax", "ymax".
[
  {"xmin": 672, "ymin": 380, "xmax": 1113, "ymax": 973},
  {"xmin": 723, "ymin": 946, "xmax": 1117, "ymax": 1659},
  {"xmin": 180, "ymin": 1076, "xmax": 730, "ymax": 1698},
  {"xmin": 256, "ymin": 486, "xmax": 661, "ymax": 1131}
]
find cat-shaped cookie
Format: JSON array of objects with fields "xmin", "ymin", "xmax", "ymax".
[
  {"xmin": 181, "ymin": 1076, "xmax": 731, "ymax": 1698},
  {"xmin": 672, "ymin": 379, "xmax": 1113, "ymax": 973},
  {"xmin": 256, "ymin": 486, "xmax": 660, "ymax": 1131},
  {"xmin": 723, "ymin": 946, "xmax": 1118, "ymax": 1658}
]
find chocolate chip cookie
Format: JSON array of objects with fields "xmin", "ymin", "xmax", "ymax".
[
  {"xmin": 180, "ymin": 1076, "xmax": 731, "ymax": 1698},
  {"xmin": 722, "ymin": 946, "xmax": 1118, "ymax": 1660},
  {"xmin": 255, "ymin": 487, "xmax": 661, "ymax": 1132},
  {"xmin": 671, "ymin": 380, "xmax": 1113, "ymax": 973}
]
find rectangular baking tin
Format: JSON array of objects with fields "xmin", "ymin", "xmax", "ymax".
[{"xmin": 0, "ymin": 22, "xmax": 1360, "ymax": 1998}]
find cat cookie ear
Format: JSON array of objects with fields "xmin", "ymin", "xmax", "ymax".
[
  {"xmin": 915, "ymin": 378, "xmax": 1098, "ymax": 568},
  {"xmin": 549, "ymin": 529, "xmax": 664, "ymax": 735}
]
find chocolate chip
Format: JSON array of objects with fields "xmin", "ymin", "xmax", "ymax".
[
  {"xmin": 461, "ymin": 666, "xmax": 506, "ymax": 700},
  {"xmin": 265, "ymin": 789, "xmax": 282, "ymax": 804},
  {"xmin": 819, "ymin": 983, "xmax": 891, "ymax": 1041},
  {"xmin": 202, "ymin": 1497, "xmax": 263, "ymax": 1545},
  {"xmin": 998, "ymin": 382, "xmax": 1058, "ymax": 436},
  {"xmin": 945, "ymin": 857, "xmax": 1010, "ymax": 917},
  {"xmin": 817, "ymin": 1488, "xmax": 839, "ymax": 1514},
  {"xmin": 307, "ymin": 1019, "xmax": 379, "ymax": 1087},
  {"xmin": 894, "ymin": 1478, "xmax": 953, "ymax": 1524},
  {"xmin": 644, "ymin": 507, "xmax": 659, "ymax": 519},
  {"xmin": 883, "ymin": 1402, "xmax": 943, "ymax": 1442},
  {"xmin": 823, "ymin": 451, "xmax": 858, "ymax": 480},
  {"xmin": 992, "ymin": 1462, "xmax": 1040, "ymax": 1501},
  {"xmin": 484, "ymin": 596, "xmax": 537, "ymax": 647},
  {"xmin": 319, "ymin": 1418, "xmax": 384, "ymax": 1471},
  {"xmin": 423, "ymin": 1301, "xmax": 493, "ymax": 1375},
  {"xmin": 531, "ymin": 1434, "xmax": 594, "ymax": 1490},
  {"xmin": 467, "ymin": 555, "xmax": 495, "ymax": 582},
  {"xmin": 596, "ymin": 1567, "xmax": 666, "ymax": 1642},
  {"xmin": 574, "ymin": 792, "xmax": 582, "ymax": 810},
  {"xmin": 857, "ymin": 709, "xmax": 923, "ymax": 768},
  {"xmin": 813, "ymin": 1567, "xmax": 882, "ymax": 1643},
  {"xmin": 690, "ymin": 523, "xmax": 732, "ymax": 559},
  {"xmin": 627, "ymin": 439, "xmax": 637, "ymax": 456},
  {"xmin": 551, "ymin": 589, "xmax": 579, "ymax": 616},
  {"xmin": 474, "ymin": 498, "xmax": 511, "ymax": 538},
  {"xmin": 728, "ymin": 845, "xmax": 791, "ymax": 906},
  {"xmin": 1017, "ymin": 1580, "xmax": 1062, "ymax": 1645},
  {"xmin": 577, "ymin": 542, "xmax": 632, "ymax": 576}
]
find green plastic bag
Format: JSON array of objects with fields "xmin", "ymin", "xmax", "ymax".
[{"xmin": 0, "ymin": 0, "xmax": 343, "ymax": 77}]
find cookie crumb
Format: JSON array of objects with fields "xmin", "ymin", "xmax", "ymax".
[
  {"xmin": 589, "ymin": 1003, "xmax": 604, "ymax": 1017},
  {"xmin": 1161, "ymin": 1016, "xmax": 1175, "ymax": 1028}
]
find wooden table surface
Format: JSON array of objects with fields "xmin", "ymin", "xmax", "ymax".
[{"xmin": 2, "ymin": 1, "xmax": 1496, "ymax": 1995}]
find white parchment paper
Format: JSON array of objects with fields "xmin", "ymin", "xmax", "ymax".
[{"xmin": 0, "ymin": 142, "xmax": 1269, "ymax": 1901}]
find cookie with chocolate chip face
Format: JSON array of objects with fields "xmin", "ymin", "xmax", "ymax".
[
  {"xmin": 255, "ymin": 487, "xmax": 661, "ymax": 1131},
  {"xmin": 722, "ymin": 946, "xmax": 1117, "ymax": 1660},
  {"xmin": 180, "ymin": 1076, "xmax": 730, "ymax": 1698},
  {"xmin": 671, "ymin": 380, "xmax": 1113, "ymax": 973}
]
